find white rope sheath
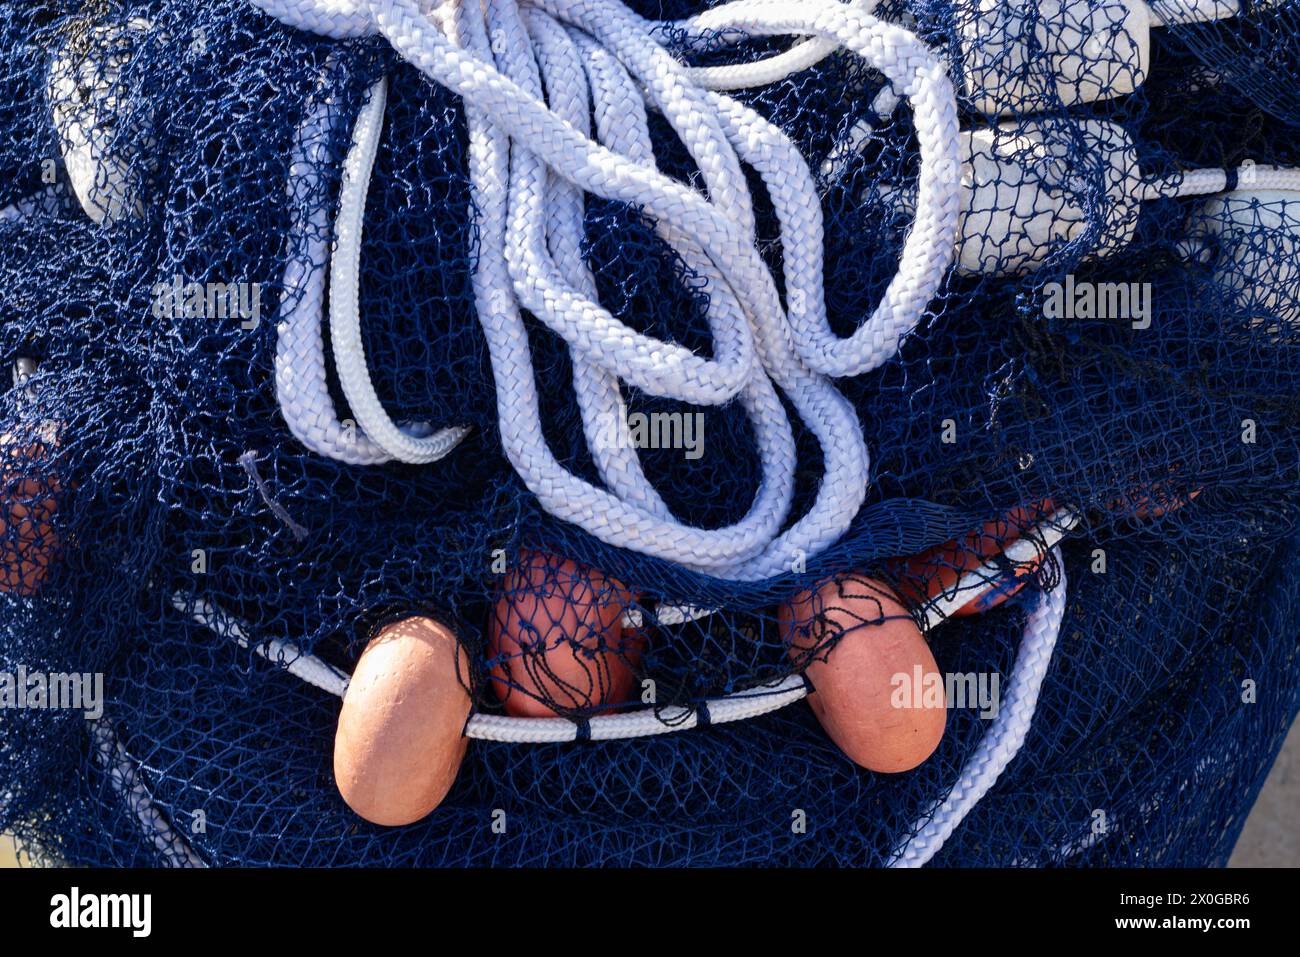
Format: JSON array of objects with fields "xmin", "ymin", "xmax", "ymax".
[
  {"xmin": 173, "ymin": 509, "xmax": 1074, "ymax": 744},
  {"xmin": 276, "ymin": 73, "xmax": 403, "ymax": 465},
  {"xmin": 169, "ymin": 593, "xmax": 352, "ymax": 697},
  {"xmin": 266, "ymin": 0, "xmax": 962, "ymax": 580},
  {"xmin": 913, "ymin": 507, "xmax": 1078, "ymax": 626},
  {"xmin": 889, "ymin": 548, "xmax": 1067, "ymax": 867}
]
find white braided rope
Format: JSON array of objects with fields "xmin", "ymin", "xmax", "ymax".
[
  {"xmin": 621, "ymin": 506, "xmax": 1079, "ymax": 629},
  {"xmin": 889, "ymin": 547, "xmax": 1067, "ymax": 867},
  {"xmin": 250, "ymin": 0, "xmax": 373, "ymax": 37},
  {"xmin": 276, "ymin": 73, "xmax": 403, "ymax": 465},
  {"xmin": 264, "ymin": 0, "xmax": 962, "ymax": 580},
  {"xmin": 170, "ymin": 593, "xmax": 352, "ymax": 697},
  {"xmin": 330, "ymin": 75, "xmax": 472, "ymax": 463},
  {"xmin": 276, "ymin": 63, "xmax": 469, "ymax": 465},
  {"xmin": 173, "ymin": 509, "xmax": 1075, "ymax": 745},
  {"xmin": 914, "ymin": 507, "xmax": 1077, "ymax": 623}
]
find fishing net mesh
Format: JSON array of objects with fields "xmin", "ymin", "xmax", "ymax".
[{"xmin": 0, "ymin": 0, "xmax": 1297, "ymax": 866}]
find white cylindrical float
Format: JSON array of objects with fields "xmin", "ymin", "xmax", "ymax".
[
  {"xmin": 1185, "ymin": 185, "xmax": 1300, "ymax": 328},
  {"xmin": 879, "ymin": 118, "xmax": 1142, "ymax": 277},
  {"xmin": 956, "ymin": 0, "xmax": 1241, "ymax": 115},
  {"xmin": 47, "ymin": 17, "xmax": 154, "ymax": 225},
  {"xmin": 954, "ymin": 118, "xmax": 1142, "ymax": 275}
]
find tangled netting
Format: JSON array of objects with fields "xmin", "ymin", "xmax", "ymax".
[{"xmin": 2, "ymin": 0, "xmax": 1299, "ymax": 867}]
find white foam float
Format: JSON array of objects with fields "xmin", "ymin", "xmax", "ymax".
[
  {"xmin": 953, "ymin": 119, "xmax": 1141, "ymax": 276},
  {"xmin": 1183, "ymin": 186, "xmax": 1300, "ymax": 327},
  {"xmin": 47, "ymin": 17, "xmax": 154, "ymax": 225},
  {"xmin": 876, "ymin": 118, "xmax": 1300, "ymax": 283},
  {"xmin": 957, "ymin": 0, "xmax": 1255, "ymax": 115},
  {"xmin": 877, "ymin": 118, "xmax": 1142, "ymax": 277}
]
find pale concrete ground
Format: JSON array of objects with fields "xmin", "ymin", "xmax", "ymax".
[
  {"xmin": 1229, "ymin": 718, "xmax": 1299, "ymax": 867},
  {"xmin": 0, "ymin": 721, "xmax": 1294, "ymax": 867}
]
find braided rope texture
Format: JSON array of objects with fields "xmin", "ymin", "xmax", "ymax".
[{"xmin": 1, "ymin": 0, "xmax": 1299, "ymax": 866}]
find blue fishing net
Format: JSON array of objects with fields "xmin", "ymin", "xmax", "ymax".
[{"xmin": 1, "ymin": 0, "xmax": 1297, "ymax": 866}]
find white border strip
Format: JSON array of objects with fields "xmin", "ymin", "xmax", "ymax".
[
  {"xmin": 89, "ymin": 719, "xmax": 206, "ymax": 868},
  {"xmin": 171, "ymin": 594, "xmax": 351, "ymax": 697}
]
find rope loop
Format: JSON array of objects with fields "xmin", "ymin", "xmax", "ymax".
[{"xmin": 264, "ymin": 0, "xmax": 962, "ymax": 578}]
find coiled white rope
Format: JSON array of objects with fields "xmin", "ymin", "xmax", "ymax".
[
  {"xmin": 173, "ymin": 507, "xmax": 1078, "ymax": 744},
  {"xmin": 266, "ymin": 0, "xmax": 962, "ymax": 579}
]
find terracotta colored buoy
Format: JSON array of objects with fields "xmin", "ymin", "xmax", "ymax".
[
  {"xmin": 780, "ymin": 575, "xmax": 947, "ymax": 773},
  {"xmin": 488, "ymin": 550, "xmax": 641, "ymax": 716},
  {"xmin": 0, "ymin": 425, "xmax": 62, "ymax": 597},
  {"xmin": 889, "ymin": 500, "xmax": 1056, "ymax": 617},
  {"xmin": 1113, "ymin": 470, "xmax": 1202, "ymax": 520},
  {"xmin": 334, "ymin": 615, "xmax": 471, "ymax": 827}
]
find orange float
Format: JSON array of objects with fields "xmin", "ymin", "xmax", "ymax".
[
  {"xmin": 488, "ymin": 550, "xmax": 642, "ymax": 716},
  {"xmin": 334, "ymin": 615, "xmax": 472, "ymax": 826},
  {"xmin": 0, "ymin": 425, "xmax": 62, "ymax": 596},
  {"xmin": 888, "ymin": 499, "xmax": 1056, "ymax": 617},
  {"xmin": 779, "ymin": 575, "xmax": 946, "ymax": 772}
]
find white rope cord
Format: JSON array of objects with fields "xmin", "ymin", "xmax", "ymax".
[
  {"xmin": 515, "ymin": 19, "xmax": 662, "ymax": 522},
  {"xmin": 496, "ymin": 0, "xmax": 804, "ymax": 572},
  {"xmin": 89, "ymin": 719, "xmax": 207, "ymax": 868},
  {"xmin": 889, "ymin": 548, "xmax": 1067, "ymax": 867},
  {"xmin": 264, "ymin": 0, "xmax": 962, "ymax": 580},
  {"xmin": 621, "ymin": 600, "xmax": 714, "ymax": 630},
  {"xmin": 511, "ymin": 7, "xmax": 791, "ymax": 551},
  {"xmin": 428, "ymin": 0, "xmax": 951, "ymax": 581},
  {"xmin": 170, "ymin": 593, "xmax": 352, "ymax": 696},
  {"xmin": 913, "ymin": 507, "xmax": 1078, "ymax": 626},
  {"xmin": 330, "ymin": 75, "xmax": 471, "ymax": 463},
  {"xmin": 1145, "ymin": 163, "xmax": 1300, "ymax": 200},
  {"xmin": 276, "ymin": 72, "xmax": 401, "ymax": 465},
  {"xmin": 617, "ymin": 0, "xmax": 882, "ymax": 94},
  {"xmin": 173, "ymin": 509, "xmax": 1074, "ymax": 744},
  {"xmin": 623, "ymin": 507, "xmax": 1079, "ymax": 630},
  {"xmin": 251, "ymin": 0, "xmax": 373, "ymax": 37},
  {"xmin": 276, "ymin": 63, "xmax": 468, "ymax": 465}
]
